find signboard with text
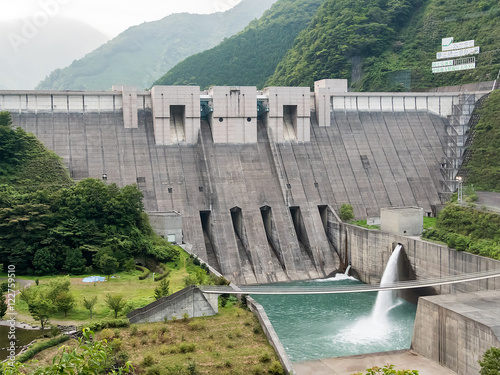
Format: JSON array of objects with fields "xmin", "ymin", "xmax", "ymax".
[{"xmin": 432, "ymin": 37, "xmax": 478, "ymax": 74}]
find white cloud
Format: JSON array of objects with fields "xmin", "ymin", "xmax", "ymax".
[{"xmin": 1, "ymin": 0, "xmax": 241, "ymax": 38}]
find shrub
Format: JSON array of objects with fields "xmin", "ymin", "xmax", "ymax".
[
  {"xmin": 142, "ymin": 354, "xmax": 156, "ymax": 367},
  {"xmin": 110, "ymin": 338, "xmax": 123, "ymax": 352},
  {"xmin": 100, "ymin": 328, "xmax": 114, "ymax": 341},
  {"xmin": 252, "ymin": 365, "xmax": 264, "ymax": 375},
  {"xmin": 187, "ymin": 361, "xmax": 199, "ymax": 375},
  {"xmin": 82, "ymin": 318, "xmax": 130, "ymax": 332},
  {"xmin": 268, "ymin": 361, "xmax": 285, "ymax": 375},
  {"xmin": 130, "ymin": 324, "xmax": 139, "ymax": 336},
  {"xmin": 339, "ymin": 203, "xmax": 354, "ymax": 221},
  {"xmin": 259, "ymin": 352, "xmax": 271, "ymax": 363},
  {"xmin": 114, "ymin": 351, "xmax": 129, "ymax": 367},
  {"xmin": 479, "ymin": 346, "xmax": 500, "ymax": 375},
  {"xmin": 187, "ymin": 320, "xmax": 206, "ymax": 331},
  {"xmin": 179, "ymin": 342, "xmax": 196, "ymax": 353},
  {"xmin": 17, "ymin": 335, "xmax": 70, "ymax": 363},
  {"xmin": 146, "ymin": 366, "xmax": 162, "ymax": 375},
  {"xmin": 136, "ymin": 265, "xmax": 150, "ymax": 280}
]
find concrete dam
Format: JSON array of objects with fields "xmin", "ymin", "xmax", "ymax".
[{"xmin": 1, "ymin": 79, "xmax": 490, "ymax": 285}]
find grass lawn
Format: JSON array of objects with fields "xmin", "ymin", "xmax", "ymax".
[
  {"xmin": 14, "ymin": 252, "xmax": 196, "ymax": 323},
  {"xmin": 423, "ymin": 216, "xmax": 437, "ymax": 229},
  {"xmin": 23, "ymin": 304, "xmax": 284, "ymax": 375}
]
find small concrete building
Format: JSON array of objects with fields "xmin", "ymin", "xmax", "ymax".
[
  {"xmin": 264, "ymin": 86, "xmax": 310, "ymax": 142},
  {"xmin": 380, "ymin": 206, "xmax": 423, "ymax": 236},
  {"xmin": 147, "ymin": 211, "xmax": 183, "ymax": 244},
  {"xmin": 151, "ymin": 86, "xmax": 201, "ymax": 145}
]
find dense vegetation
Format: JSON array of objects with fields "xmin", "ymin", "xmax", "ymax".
[
  {"xmin": 36, "ymin": 0, "xmax": 276, "ymax": 90},
  {"xmin": 154, "ymin": 0, "xmax": 325, "ymax": 89},
  {"xmin": 423, "ymin": 204, "xmax": 500, "ymax": 260},
  {"xmin": 0, "ymin": 111, "xmax": 177, "ymax": 275},
  {"xmin": 465, "ymin": 91, "xmax": 500, "ymax": 191},
  {"xmin": 266, "ymin": 0, "xmax": 422, "ymax": 88},
  {"xmin": 267, "ymin": 0, "xmax": 500, "ymax": 90}
]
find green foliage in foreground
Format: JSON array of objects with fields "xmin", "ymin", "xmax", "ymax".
[
  {"xmin": 466, "ymin": 91, "xmax": 500, "ymax": 191},
  {"xmin": 2, "ymin": 329, "xmax": 133, "ymax": 374},
  {"xmin": 352, "ymin": 364, "xmax": 418, "ymax": 374},
  {"xmin": 422, "ymin": 204, "xmax": 500, "ymax": 259},
  {"xmin": 479, "ymin": 347, "xmax": 500, "ymax": 375},
  {"xmin": 154, "ymin": 0, "xmax": 325, "ymax": 89}
]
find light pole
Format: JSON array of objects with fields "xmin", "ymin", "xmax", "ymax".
[{"xmin": 456, "ymin": 176, "xmax": 463, "ymax": 203}]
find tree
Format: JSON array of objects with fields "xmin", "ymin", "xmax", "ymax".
[
  {"xmin": 64, "ymin": 247, "xmax": 87, "ymax": 274},
  {"xmin": 340, "ymin": 203, "xmax": 355, "ymax": 221},
  {"xmin": 55, "ymin": 292, "xmax": 75, "ymax": 317},
  {"xmin": 99, "ymin": 253, "xmax": 119, "ymax": 281},
  {"xmin": 104, "ymin": 293, "xmax": 126, "ymax": 318},
  {"xmin": 479, "ymin": 347, "xmax": 500, "ymax": 375},
  {"xmin": 154, "ymin": 278, "xmax": 170, "ymax": 300},
  {"xmin": 0, "ymin": 292, "xmax": 7, "ymax": 319},
  {"xmin": 82, "ymin": 296, "xmax": 98, "ymax": 319},
  {"xmin": 32, "ymin": 248, "xmax": 58, "ymax": 275},
  {"xmin": 27, "ymin": 294, "xmax": 55, "ymax": 334},
  {"xmin": 47, "ymin": 276, "xmax": 71, "ymax": 302},
  {"xmin": 0, "ymin": 111, "xmax": 12, "ymax": 127}
]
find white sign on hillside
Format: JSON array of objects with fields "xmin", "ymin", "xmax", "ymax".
[{"xmin": 432, "ymin": 37, "xmax": 478, "ymax": 74}]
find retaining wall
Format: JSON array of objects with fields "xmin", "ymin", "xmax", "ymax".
[
  {"xmin": 412, "ymin": 290, "xmax": 500, "ymax": 375},
  {"xmin": 247, "ymin": 296, "xmax": 295, "ymax": 375},
  {"xmin": 343, "ymin": 224, "xmax": 500, "ymax": 293},
  {"xmin": 127, "ymin": 285, "xmax": 218, "ymax": 324}
]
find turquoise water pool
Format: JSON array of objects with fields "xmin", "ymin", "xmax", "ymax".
[{"xmin": 251, "ymin": 275, "xmax": 417, "ymax": 362}]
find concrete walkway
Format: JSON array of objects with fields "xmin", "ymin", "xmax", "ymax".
[{"xmin": 293, "ymin": 350, "xmax": 457, "ymax": 375}]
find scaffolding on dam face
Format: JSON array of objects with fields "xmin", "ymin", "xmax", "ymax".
[{"xmin": 199, "ymin": 268, "xmax": 500, "ymax": 295}]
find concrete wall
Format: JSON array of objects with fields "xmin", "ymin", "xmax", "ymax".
[
  {"xmin": 127, "ymin": 285, "xmax": 218, "ymax": 324},
  {"xmin": 264, "ymin": 86, "xmax": 310, "ymax": 142},
  {"xmin": 342, "ymin": 224, "xmax": 500, "ymax": 293},
  {"xmin": 412, "ymin": 291, "xmax": 500, "ymax": 375},
  {"xmin": 380, "ymin": 207, "xmax": 424, "ymax": 236},
  {"xmin": 247, "ymin": 296, "xmax": 295, "ymax": 375},
  {"xmin": 209, "ymin": 86, "xmax": 257, "ymax": 144}
]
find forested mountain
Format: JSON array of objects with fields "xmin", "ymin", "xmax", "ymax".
[
  {"xmin": 36, "ymin": 0, "xmax": 277, "ymax": 91},
  {"xmin": 153, "ymin": 0, "xmax": 326, "ymax": 89},
  {"xmin": 0, "ymin": 18, "xmax": 108, "ymax": 90},
  {"xmin": 266, "ymin": 0, "xmax": 500, "ymax": 91}
]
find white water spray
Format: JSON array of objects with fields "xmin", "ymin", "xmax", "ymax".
[
  {"xmin": 371, "ymin": 244, "xmax": 402, "ymax": 320},
  {"xmin": 344, "ymin": 264, "xmax": 351, "ymax": 276},
  {"xmin": 333, "ymin": 244, "xmax": 404, "ymax": 346}
]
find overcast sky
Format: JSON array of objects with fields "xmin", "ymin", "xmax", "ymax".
[{"xmin": 2, "ymin": 0, "xmax": 242, "ymax": 38}]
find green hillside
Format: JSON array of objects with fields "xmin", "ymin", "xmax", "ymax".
[
  {"xmin": 465, "ymin": 91, "xmax": 500, "ymax": 191},
  {"xmin": 36, "ymin": 0, "xmax": 276, "ymax": 91},
  {"xmin": 153, "ymin": 0, "xmax": 326, "ymax": 89},
  {"xmin": 267, "ymin": 0, "xmax": 500, "ymax": 90}
]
